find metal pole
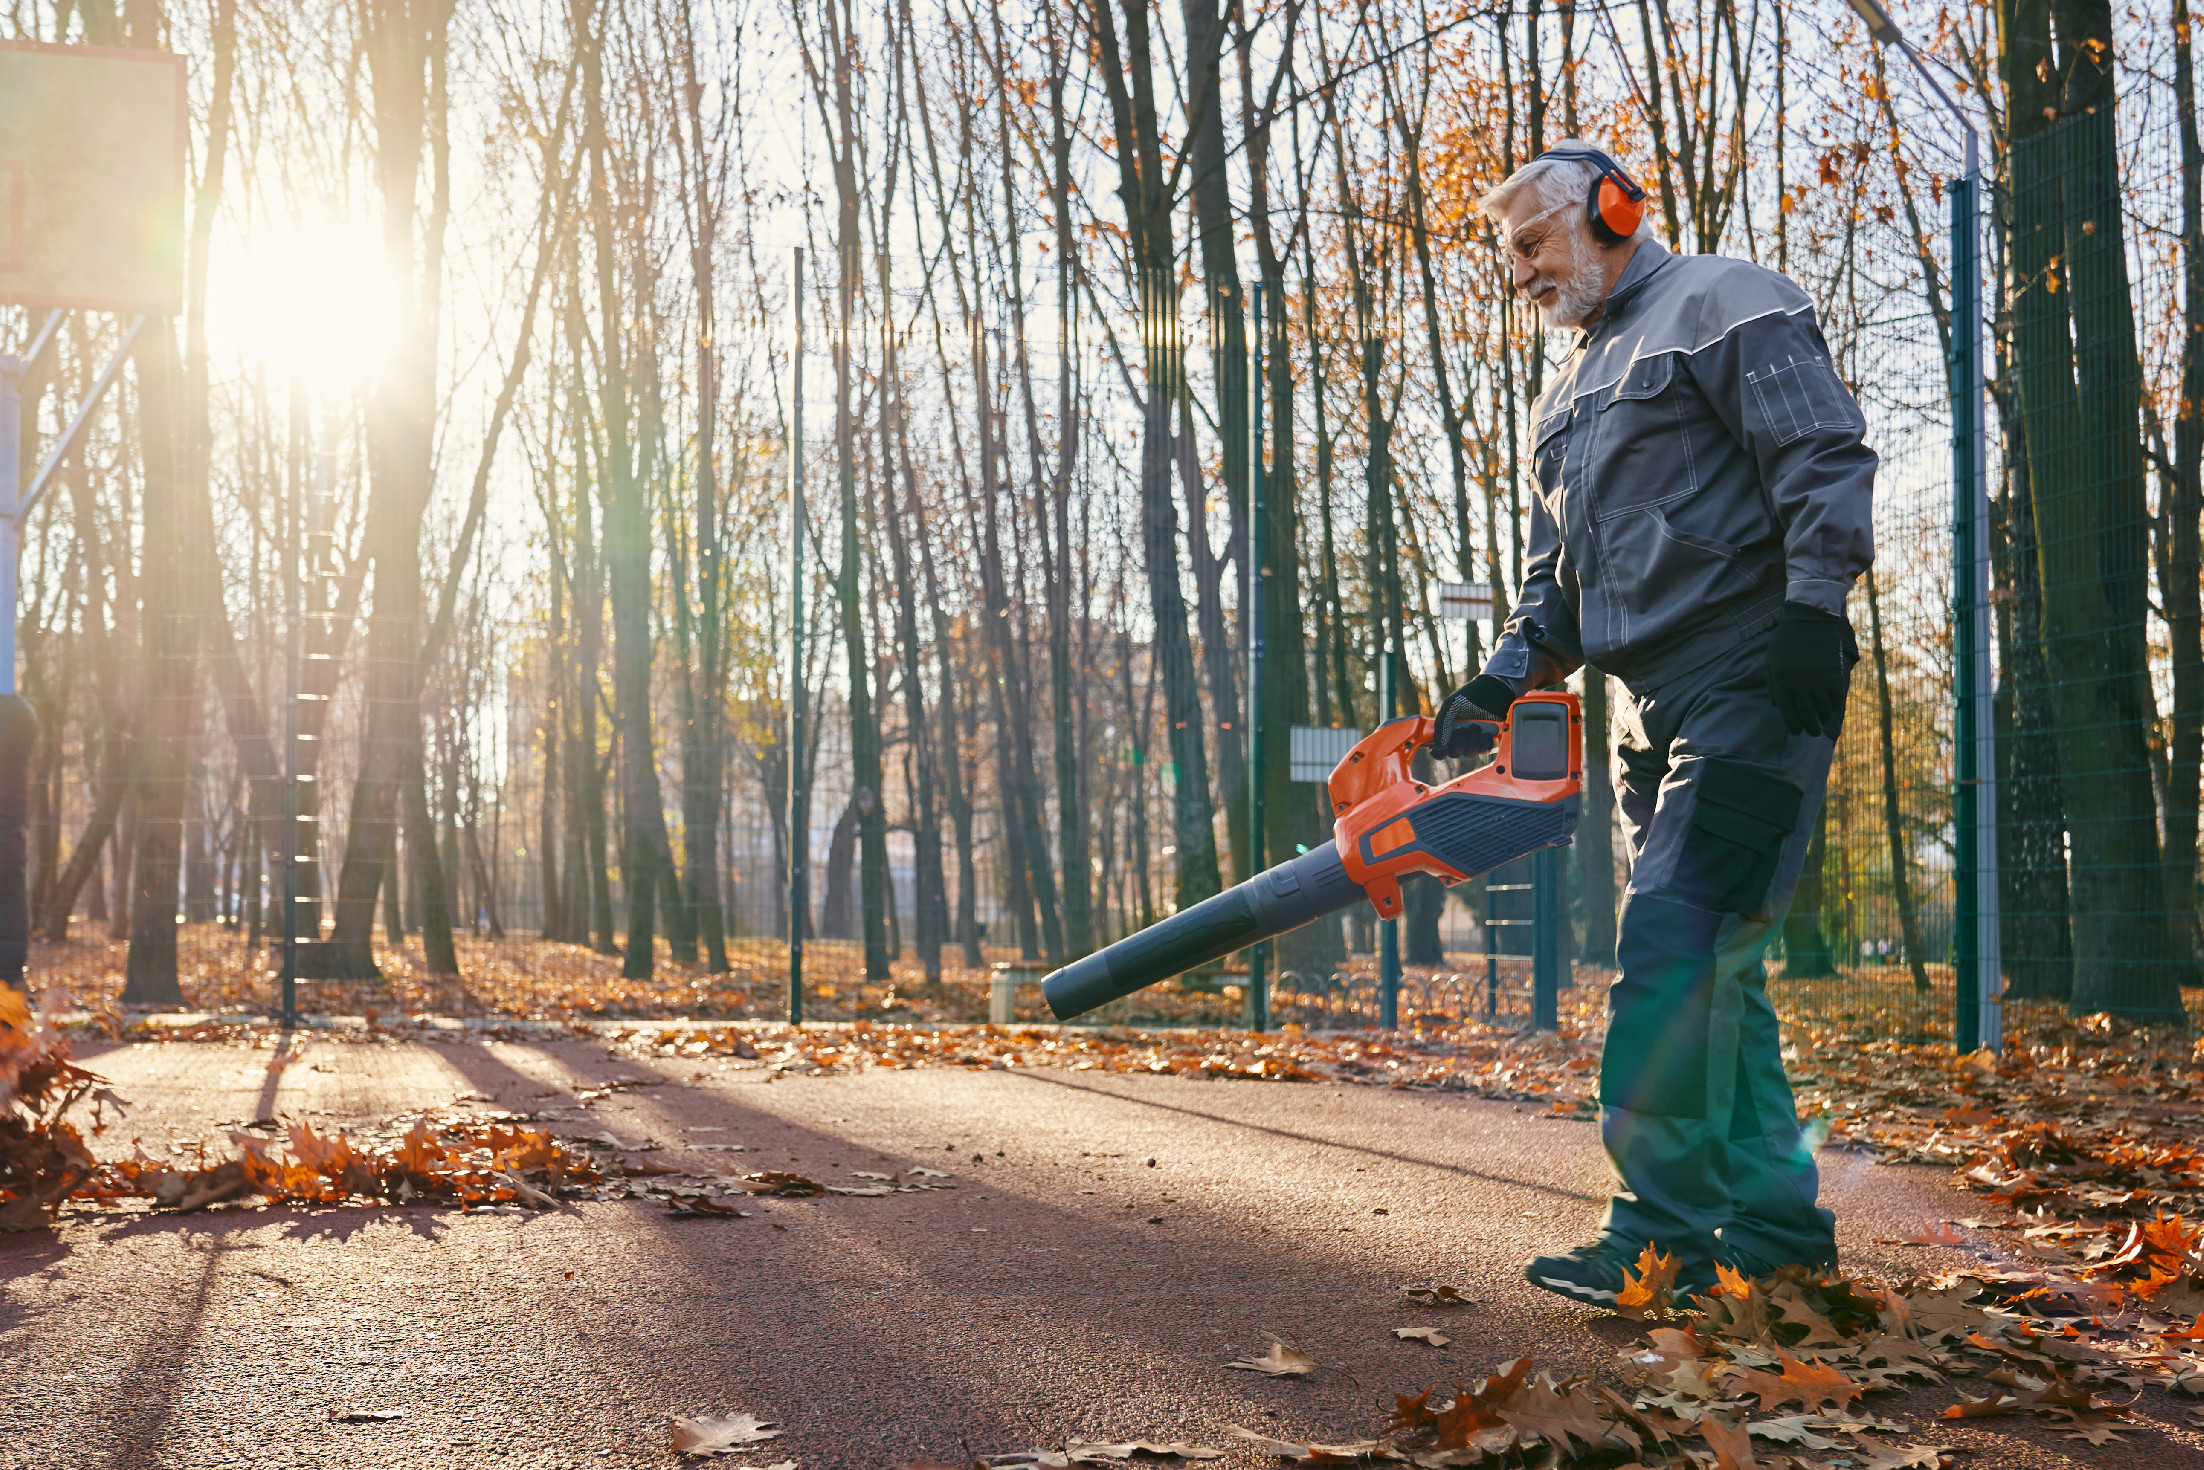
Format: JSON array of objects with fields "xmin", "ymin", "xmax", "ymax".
[
  {"xmin": 0, "ymin": 358, "xmax": 18, "ymax": 697},
  {"xmin": 1531, "ymin": 845, "xmax": 1560, "ymax": 1030},
  {"xmin": 1951, "ymin": 160, "xmax": 1981, "ymax": 1055},
  {"xmin": 1377, "ymin": 650, "xmax": 1400, "ymax": 1029},
  {"xmin": 1965, "ymin": 131, "xmax": 2002, "ymax": 1053},
  {"xmin": 282, "ymin": 380, "xmax": 303, "ymax": 1028},
  {"xmin": 1246, "ymin": 281, "xmax": 1268, "ymax": 1033},
  {"xmin": 0, "ymin": 355, "xmax": 25, "ymax": 991},
  {"xmin": 787, "ymin": 247, "xmax": 808, "ymax": 1026},
  {"xmin": 1484, "ymin": 880, "xmax": 1499, "ymax": 1018}
]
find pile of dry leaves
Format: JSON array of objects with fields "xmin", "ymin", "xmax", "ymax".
[
  {"xmin": 1212, "ymin": 1239, "xmax": 2204, "ymax": 1467},
  {"xmin": 1, "ymin": 987, "xmax": 601, "ymax": 1226},
  {"xmin": 915, "ymin": 1251, "xmax": 2195, "ymax": 1468},
  {"xmin": 0, "ymin": 986, "xmax": 120, "ymax": 1229}
]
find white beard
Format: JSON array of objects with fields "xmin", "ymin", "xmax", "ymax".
[{"xmin": 1530, "ymin": 223, "xmax": 1608, "ymax": 329}]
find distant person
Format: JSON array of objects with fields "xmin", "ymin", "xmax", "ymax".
[{"xmin": 1433, "ymin": 143, "xmax": 1875, "ymax": 1306}]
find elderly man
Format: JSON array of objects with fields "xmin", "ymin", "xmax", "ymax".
[{"xmin": 1434, "ymin": 142, "xmax": 1875, "ymax": 1306}]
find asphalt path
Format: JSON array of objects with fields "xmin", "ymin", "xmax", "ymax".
[{"xmin": 3, "ymin": 1033, "xmax": 2199, "ymax": 1468}]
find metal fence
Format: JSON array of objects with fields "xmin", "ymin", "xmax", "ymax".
[{"xmin": 156, "ymin": 96, "xmax": 2204, "ymax": 1040}]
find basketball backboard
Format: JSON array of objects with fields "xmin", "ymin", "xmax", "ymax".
[{"xmin": 0, "ymin": 41, "xmax": 185, "ymax": 317}]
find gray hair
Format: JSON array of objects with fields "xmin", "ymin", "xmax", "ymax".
[{"xmin": 1477, "ymin": 139, "xmax": 1653, "ymax": 242}]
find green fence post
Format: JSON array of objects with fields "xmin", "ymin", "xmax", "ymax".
[
  {"xmin": 787, "ymin": 246, "xmax": 807, "ymax": 1027},
  {"xmin": 1377, "ymin": 652, "xmax": 1400, "ymax": 1029},
  {"xmin": 1247, "ymin": 280, "xmax": 1269, "ymax": 1033},
  {"xmin": 1851, "ymin": 0, "xmax": 2001, "ymax": 1052},
  {"xmin": 1532, "ymin": 846, "xmax": 1561, "ymax": 1031},
  {"xmin": 1952, "ymin": 168, "xmax": 1981, "ymax": 1055}
]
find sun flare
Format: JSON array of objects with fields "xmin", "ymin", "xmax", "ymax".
[{"xmin": 211, "ymin": 213, "xmax": 404, "ymax": 394}]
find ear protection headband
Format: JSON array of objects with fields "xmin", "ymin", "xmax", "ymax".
[{"xmin": 1534, "ymin": 147, "xmax": 1647, "ymax": 246}]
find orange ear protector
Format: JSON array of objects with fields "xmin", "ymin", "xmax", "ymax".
[{"xmin": 1536, "ymin": 147, "xmax": 1647, "ymax": 246}]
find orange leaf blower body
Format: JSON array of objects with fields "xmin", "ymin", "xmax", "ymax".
[{"xmin": 1042, "ymin": 692, "xmax": 1584, "ymax": 1020}]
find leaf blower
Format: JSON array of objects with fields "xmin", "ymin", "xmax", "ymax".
[{"xmin": 1041, "ymin": 692, "xmax": 1584, "ymax": 1021}]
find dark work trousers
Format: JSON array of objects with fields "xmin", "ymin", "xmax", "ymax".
[{"xmin": 1594, "ymin": 629, "xmax": 1843, "ymax": 1273}]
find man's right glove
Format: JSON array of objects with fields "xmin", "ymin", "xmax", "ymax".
[
  {"xmin": 1765, "ymin": 601, "xmax": 1856, "ymax": 737},
  {"xmin": 1432, "ymin": 674, "xmax": 1517, "ymax": 760}
]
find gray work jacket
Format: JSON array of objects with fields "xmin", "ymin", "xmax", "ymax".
[{"xmin": 1483, "ymin": 241, "xmax": 1876, "ymax": 695}]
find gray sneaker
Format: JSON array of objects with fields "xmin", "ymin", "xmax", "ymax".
[
  {"xmin": 1524, "ymin": 1240, "xmax": 1715, "ymax": 1308},
  {"xmin": 1715, "ymin": 1239, "xmax": 1838, "ymax": 1278}
]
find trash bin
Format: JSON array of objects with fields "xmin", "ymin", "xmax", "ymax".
[{"xmin": 989, "ymin": 963, "xmax": 1040, "ymax": 1024}]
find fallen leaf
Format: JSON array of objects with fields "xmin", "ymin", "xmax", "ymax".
[
  {"xmin": 1697, "ymin": 1412, "xmax": 1757, "ymax": 1470},
  {"xmin": 1491, "ymin": 1373, "xmax": 1618, "ymax": 1449},
  {"xmin": 1881, "ymin": 1222, "xmax": 1966, "ymax": 1247},
  {"xmin": 741, "ymin": 1172, "xmax": 825, "ymax": 1197},
  {"xmin": 1617, "ymin": 1243, "xmax": 1681, "ymax": 1318},
  {"xmin": 671, "ymin": 1413, "xmax": 782, "ymax": 1456},
  {"xmin": 1402, "ymin": 1284, "xmax": 1476, "ymax": 1307},
  {"xmin": 1818, "ymin": 1411, "xmax": 1909, "ymax": 1436},
  {"xmin": 1225, "ymin": 1341, "xmax": 1317, "ymax": 1378},
  {"xmin": 1393, "ymin": 1327, "xmax": 1450, "ymax": 1346},
  {"xmin": 1223, "ymin": 1428, "xmax": 1377, "ymax": 1463},
  {"xmin": 1748, "ymin": 1414, "xmax": 1840, "ymax": 1450},
  {"xmin": 1855, "ymin": 1445, "xmax": 1949, "ymax": 1470},
  {"xmin": 1719, "ymin": 1353, "xmax": 1866, "ymax": 1411},
  {"xmin": 1063, "ymin": 1442, "xmax": 1223, "ymax": 1462}
]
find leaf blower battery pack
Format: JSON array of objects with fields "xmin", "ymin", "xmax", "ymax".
[{"xmin": 1042, "ymin": 693, "xmax": 1583, "ymax": 1021}]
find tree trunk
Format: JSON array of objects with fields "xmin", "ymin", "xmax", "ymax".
[
  {"xmin": 1863, "ymin": 569, "xmax": 1931, "ymax": 993},
  {"xmin": 327, "ymin": 0, "xmax": 456, "ymax": 982},
  {"xmin": 571, "ymin": 0, "xmax": 673, "ymax": 981},
  {"xmin": 883, "ymin": 307, "xmax": 945, "ymax": 980},
  {"xmin": 818, "ymin": 797, "xmax": 859, "ymax": 940},
  {"xmin": 673, "ymin": 0, "xmax": 730, "ymax": 974},
  {"xmin": 403, "ymin": 741, "xmax": 457, "ymax": 973},
  {"xmin": 41, "ymin": 728, "xmax": 132, "ymax": 942},
  {"xmin": 1180, "ymin": 0, "xmax": 1249, "ymax": 884},
  {"xmin": 2003, "ymin": 0, "xmax": 2189, "ymax": 1017},
  {"xmin": 1086, "ymin": 0, "xmax": 1222, "ymax": 913},
  {"xmin": 122, "ymin": 320, "xmax": 194, "ymax": 1006},
  {"xmin": 2167, "ymin": 0, "xmax": 2204, "ymax": 977},
  {"xmin": 1039, "ymin": 24, "xmax": 1092, "ymax": 958},
  {"xmin": 1992, "ymin": 412, "xmax": 2076, "ymax": 998}
]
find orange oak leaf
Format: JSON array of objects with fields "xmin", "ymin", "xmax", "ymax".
[
  {"xmin": 1698, "ymin": 1412, "xmax": 1758, "ymax": 1470},
  {"xmin": 1617, "ymin": 1243, "xmax": 1681, "ymax": 1318}
]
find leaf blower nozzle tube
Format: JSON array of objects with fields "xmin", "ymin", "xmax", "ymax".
[{"xmin": 1042, "ymin": 843, "xmax": 1364, "ymax": 1021}]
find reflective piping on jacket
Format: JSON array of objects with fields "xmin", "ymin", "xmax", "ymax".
[{"xmin": 1556, "ymin": 301, "xmax": 1820, "ymax": 409}]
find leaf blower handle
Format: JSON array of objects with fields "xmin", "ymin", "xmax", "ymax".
[{"xmin": 1041, "ymin": 843, "xmax": 1364, "ymax": 1021}]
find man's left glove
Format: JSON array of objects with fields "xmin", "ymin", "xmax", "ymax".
[
  {"xmin": 1766, "ymin": 601, "xmax": 1857, "ymax": 737},
  {"xmin": 1432, "ymin": 674, "xmax": 1516, "ymax": 760}
]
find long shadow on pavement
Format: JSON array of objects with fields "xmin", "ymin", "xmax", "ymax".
[
  {"xmin": 414, "ymin": 1037, "xmax": 1635, "ymax": 1463},
  {"xmin": 1002, "ymin": 1068, "xmax": 1603, "ymax": 1204}
]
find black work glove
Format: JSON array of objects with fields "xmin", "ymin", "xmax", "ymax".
[
  {"xmin": 1432, "ymin": 674, "xmax": 1516, "ymax": 760},
  {"xmin": 1765, "ymin": 601, "xmax": 1857, "ymax": 737}
]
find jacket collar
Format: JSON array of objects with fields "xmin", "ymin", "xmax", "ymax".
[{"xmin": 1581, "ymin": 239, "xmax": 1674, "ymax": 344}]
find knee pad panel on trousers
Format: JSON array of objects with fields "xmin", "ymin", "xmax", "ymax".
[
  {"xmin": 1681, "ymin": 758, "xmax": 1802, "ymax": 915},
  {"xmin": 1602, "ymin": 892, "xmax": 1724, "ymax": 1118}
]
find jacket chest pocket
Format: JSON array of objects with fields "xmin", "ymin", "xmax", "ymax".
[
  {"xmin": 1532, "ymin": 407, "xmax": 1571, "ymax": 517},
  {"xmin": 1592, "ymin": 354, "xmax": 1695, "ymax": 520}
]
